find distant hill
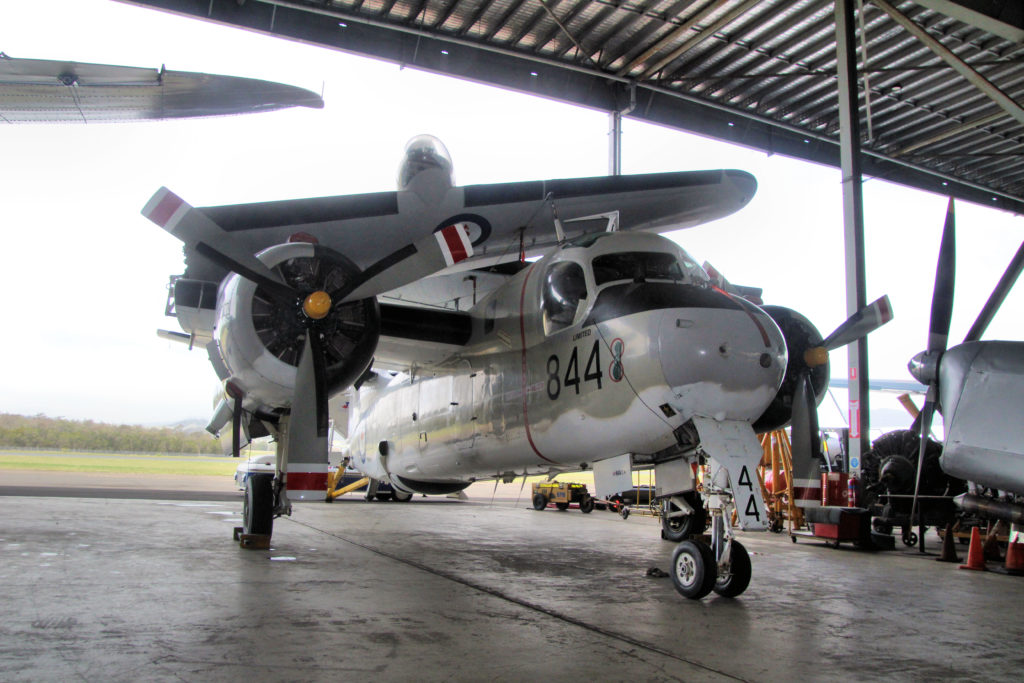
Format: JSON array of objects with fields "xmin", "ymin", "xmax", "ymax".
[{"xmin": 0, "ymin": 413, "xmax": 223, "ymax": 455}]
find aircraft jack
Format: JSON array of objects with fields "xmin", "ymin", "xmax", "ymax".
[{"xmin": 233, "ymin": 526, "xmax": 271, "ymax": 550}]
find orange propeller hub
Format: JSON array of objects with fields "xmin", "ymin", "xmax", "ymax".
[
  {"xmin": 302, "ymin": 291, "xmax": 332, "ymax": 320},
  {"xmin": 803, "ymin": 346, "xmax": 829, "ymax": 368}
]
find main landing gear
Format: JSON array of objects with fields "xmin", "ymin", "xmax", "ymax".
[
  {"xmin": 242, "ymin": 472, "xmax": 276, "ymax": 537},
  {"xmin": 669, "ymin": 500, "xmax": 752, "ymax": 600}
]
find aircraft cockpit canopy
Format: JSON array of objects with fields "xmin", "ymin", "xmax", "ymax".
[
  {"xmin": 592, "ymin": 251, "xmax": 707, "ymax": 286},
  {"xmin": 542, "ymin": 261, "xmax": 587, "ymax": 335},
  {"xmin": 540, "ymin": 234, "xmax": 711, "ymax": 335}
]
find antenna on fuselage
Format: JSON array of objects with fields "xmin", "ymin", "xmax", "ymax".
[
  {"xmin": 548, "ymin": 194, "xmax": 567, "ymax": 245},
  {"xmin": 563, "ymin": 210, "xmax": 620, "ymax": 233}
]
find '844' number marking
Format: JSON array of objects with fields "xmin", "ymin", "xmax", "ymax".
[{"xmin": 546, "ymin": 340, "xmax": 603, "ymax": 400}]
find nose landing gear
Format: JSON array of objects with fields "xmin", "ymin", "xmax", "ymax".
[{"xmin": 669, "ymin": 494, "xmax": 753, "ymax": 599}]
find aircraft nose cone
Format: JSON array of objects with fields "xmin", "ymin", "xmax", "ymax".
[{"xmin": 659, "ymin": 307, "xmax": 785, "ymax": 422}]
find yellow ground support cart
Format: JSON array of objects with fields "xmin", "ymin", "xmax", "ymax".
[{"xmin": 531, "ymin": 481, "xmax": 595, "ymax": 513}]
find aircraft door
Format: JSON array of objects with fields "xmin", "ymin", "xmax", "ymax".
[{"xmin": 452, "ymin": 362, "xmax": 478, "ymax": 450}]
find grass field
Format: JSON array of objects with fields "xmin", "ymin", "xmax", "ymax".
[{"xmin": 0, "ymin": 451, "xmax": 243, "ymax": 476}]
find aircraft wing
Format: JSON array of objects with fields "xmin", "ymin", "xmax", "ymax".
[
  {"xmin": 0, "ymin": 55, "xmax": 323, "ymax": 123},
  {"xmin": 183, "ymin": 169, "xmax": 756, "ymax": 285}
]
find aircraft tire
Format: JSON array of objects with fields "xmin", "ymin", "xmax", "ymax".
[
  {"xmin": 661, "ymin": 492, "xmax": 707, "ymax": 542},
  {"xmin": 670, "ymin": 540, "xmax": 717, "ymax": 600},
  {"xmin": 532, "ymin": 493, "xmax": 547, "ymax": 511},
  {"xmin": 243, "ymin": 473, "xmax": 274, "ymax": 537},
  {"xmin": 392, "ymin": 490, "xmax": 413, "ymax": 502},
  {"xmin": 375, "ymin": 492, "xmax": 393, "ymax": 501},
  {"xmin": 713, "ymin": 541, "xmax": 751, "ymax": 598}
]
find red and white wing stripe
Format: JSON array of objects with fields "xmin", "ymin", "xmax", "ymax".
[
  {"xmin": 142, "ymin": 187, "xmax": 191, "ymax": 234},
  {"xmin": 435, "ymin": 223, "xmax": 473, "ymax": 267}
]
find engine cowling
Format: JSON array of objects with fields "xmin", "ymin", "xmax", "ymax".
[
  {"xmin": 215, "ymin": 240, "xmax": 380, "ymax": 412},
  {"xmin": 752, "ymin": 305, "xmax": 828, "ymax": 433}
]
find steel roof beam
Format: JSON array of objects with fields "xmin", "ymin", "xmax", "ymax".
[{"xmin": 873, "ymin": 0, "xmax": 1024, "ymax": 129}]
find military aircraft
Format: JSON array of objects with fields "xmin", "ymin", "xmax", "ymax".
[
  {"xmin": 0, "ymin": 53, "xmax": 322, "ymax": 123},
  {"xmin": 147, "ymin": 135, "xmax": 892, "ymax": 599},
  {"xmin": 905, "ymin": 199, "xmax": 1024, "ymax": 533}
]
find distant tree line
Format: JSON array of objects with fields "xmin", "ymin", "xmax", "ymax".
[{"xmin": 0, "ymin": 413, "xmax": 223, "ymax": 455}]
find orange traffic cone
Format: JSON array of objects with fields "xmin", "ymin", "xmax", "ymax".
[
  {"xmin": 1004, "ymin": 541, "xmax": 1024, "ymax": 575},
  {"xmin": 959, "ymin": 527, "xmax": 987, "ymax": 571},
  {"xmin": 936, "ymin": 523, "xmax": 960, "ymax": 563}
]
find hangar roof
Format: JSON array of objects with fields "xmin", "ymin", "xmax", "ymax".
[{"xmin": 124, "ymin": 0, "xmax": 1024, "ymax": 214}]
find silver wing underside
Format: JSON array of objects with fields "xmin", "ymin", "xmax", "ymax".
[{"xmin": 0, "ymin": 55, "xmax": 323, "ymax": 123}]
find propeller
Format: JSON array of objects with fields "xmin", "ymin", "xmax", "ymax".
[
  {"xmin": 143, "ymin": 187, "xmax": 473, "ymax": 471},
  {"xmin": 906, "ymin": 198, "xmax": 956, "ymax": 542},
  {"xmin": 789, "ymin": 295, "xmax": 895, "ymax": 474}
]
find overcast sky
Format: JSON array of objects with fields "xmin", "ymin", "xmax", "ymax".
[{"xmin": 2, "ymin": 0, "xmax": 1021, "ymax": 433}]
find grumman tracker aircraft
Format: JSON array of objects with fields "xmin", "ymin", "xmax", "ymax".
[{"xmin": 148, "ymin": 135, "xmax": 892, "ymax": 599}]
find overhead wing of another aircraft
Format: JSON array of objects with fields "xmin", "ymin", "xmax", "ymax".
[{"xmin": 0, "ymin": 53, "xmax": 323, "ymax": 123}]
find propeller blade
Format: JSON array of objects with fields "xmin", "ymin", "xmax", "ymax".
[
  {"xmin": 288, "ymin": 335, "xmax": 329, "ymax": 465},
  {"xmin": 143, "ymin": 187, "xmax": 293, "ymax": 301},
  {"xmin": 928, "ymin": 198, "xmax": 956, "ymax": 354},
  {"xmin": 907, "ymin": 389, "xmax": 938, "ymax": 546},
  {"xmin": 789, "ymin": 372, "xmax": 822, "ymax": 479},
  {"xmin": 334, "ymin": 223, "xmax": 474, "ymax": 303},
  {"xmin": 231, "ymin": 398, "xmax": 242, "ymax": 459},
  {"xmin": 963, "ymin": 239, "xmax": 1024, "ymax": 343},
  {"xmin": 820, "ymin": 295, "xmax": 894, "ymax": 351}
]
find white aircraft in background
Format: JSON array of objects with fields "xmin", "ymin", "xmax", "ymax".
[
  {"xmin": 148, "ymin": 135, "xmax": 892, "ymax": 599},
  {"xmin": 0, "ymin": 53, "xmax": 322, "ymax": 123}
]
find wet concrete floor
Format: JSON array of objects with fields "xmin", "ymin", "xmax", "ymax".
[{"xmin": 2, "ymin": 491, "xmax": 1023, "ymax": 681}]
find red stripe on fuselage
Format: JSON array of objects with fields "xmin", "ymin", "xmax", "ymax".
[
  {"xmin": 792, "ymin": 485, "xmax": 821, "ymax": 501},
  {"xmin": 286, "ymin": 471, "xmax": 328, "ymax": 491},
  {"xmin": 713, "ymin": 285, "xmax": 771, "ymax": 347},
  {"xmin": 518, "ymin": 264, "xmax": 555, "ymax": 464}
]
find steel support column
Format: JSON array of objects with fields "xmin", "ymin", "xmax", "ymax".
[
  {"xmin": 609, "ymin": 110, "xmax": 623, "ymax": 176},
  {"xmin": 835, "ymin": 0, "xmax": 871, "ymax": 473}
]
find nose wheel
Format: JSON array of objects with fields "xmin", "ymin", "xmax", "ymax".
[{"xmin": 669, "ymin": 502, "xmax": 753, "ymax": 600}]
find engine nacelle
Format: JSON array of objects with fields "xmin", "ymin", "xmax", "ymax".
[
  {"xmin": 752, "ymin": 305, "xmax": 828, "ymax": 433},
  {"xmin": 215, "ymin": 241, "xmax": 380, "ymax": 412}
]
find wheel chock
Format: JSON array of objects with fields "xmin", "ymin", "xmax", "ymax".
[{"xmin": 233, "ymin": 526, "xmax": 271, "ymax": 550}]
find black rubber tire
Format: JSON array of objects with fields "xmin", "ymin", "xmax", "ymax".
[
  {"xmin": 555, "ymin": 502, "xmax": 570, "ymax": 511},
  {"xmin": 579, "ymin": 495, "xmax": 594, "ymax": 514},
  {"xmin": 532, "ymin": 493, "xmax": 547, "ymax": 511},
  {"xmin": 375, "ymin": 492, "xmax": 393, "ymax": 501},
  {"xmin": 670, "ymin": 540, "xmax": 717, "ymax": 600},
  {"xmin": 713, "ymin": 540, "xmax": 752, "ymax": 598},
  {"xmin": 392, "ymin": 490, "xmax": 413, "ymax": 502},
  {"xmin": 661, "ymin": 492, "xmax": 708, "ymax": 542},
  {"xmin": 243, "ymin": 473, "xmax": 274, "ymax": 537}
]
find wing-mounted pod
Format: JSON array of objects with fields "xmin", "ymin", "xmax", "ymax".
[{"xmin": 397, "ymin": 134, "xmax": 455, "ymax": 201}]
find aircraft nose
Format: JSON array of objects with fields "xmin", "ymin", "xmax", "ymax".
[{"xmin": 658, "ymin": 306, "xmax": 786, "ymax": 422}]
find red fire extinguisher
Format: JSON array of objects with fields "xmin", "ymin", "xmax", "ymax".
[{"xmin": 847, "ymin": 475, "xmax": 858, "ymax": 507}]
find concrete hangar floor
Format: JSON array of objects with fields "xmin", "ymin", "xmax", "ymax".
[{"xmin": 2, "ymin": 483, "xmax": 1022, "ymax": 681}]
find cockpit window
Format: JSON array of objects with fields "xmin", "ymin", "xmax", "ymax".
[
  {"xmin": 593, "ymin": 251, "xmax": 704, "ymax": 286},
  {"xmin": 542, "ymin": 261, "xmax": 587, "ymax": 335}
]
